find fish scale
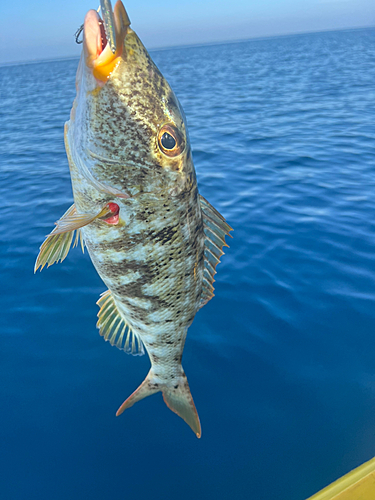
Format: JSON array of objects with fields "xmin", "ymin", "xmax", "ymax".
[
  {"xmin": 35, "ymin": 0, "xmax": 232, "ymax": 438},
  {"xmin": 76, "ymin": 166, "xmax": 205, "ymax": 375}
]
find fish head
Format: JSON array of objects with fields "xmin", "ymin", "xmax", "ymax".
[{"xmin": 67, "ymin": 0, "xmax": 196, "ymax": 200}]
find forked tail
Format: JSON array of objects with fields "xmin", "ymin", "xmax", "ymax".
[{"xmin": 116, "ymin": 368, "xmax": 201, "ymax": 438}]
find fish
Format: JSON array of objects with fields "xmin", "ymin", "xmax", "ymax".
[{"xmin": 35, "ymin": 0, "xmax": 232, "ymax": 438}]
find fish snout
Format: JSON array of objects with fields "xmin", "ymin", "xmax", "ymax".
[{"xmin": 83, "ymin": 1, "xmax": 130, "ymax": 84}]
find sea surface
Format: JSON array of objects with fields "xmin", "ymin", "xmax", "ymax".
[{"xmin": 1, "ymin": 27, "xmax": 375, "ymax": 500}]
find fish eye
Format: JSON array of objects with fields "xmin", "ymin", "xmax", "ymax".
[
  {"xmin": 158, "ymin": 124, "xmax": 185, "ymax": 157},
  {"xmin": 161, "ymin": 132, "xmax": 176, "ymax": 150}
]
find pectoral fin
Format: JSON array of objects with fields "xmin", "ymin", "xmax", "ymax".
[
  {"xmin": 34, "ymin": 203, "xmax": 117, "ymax": 272},
  {"xmin": 34, "ymin": 204, "xmax": 83, "ymax": 272},
  {"xmin": 199, "ymin": 195, "xmax": 233, "ymax": 308},
  {"xmin": 52, "ymin": 204, "xmax": 116, "ymax": 235}
]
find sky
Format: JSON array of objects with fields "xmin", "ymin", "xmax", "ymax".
[{"xmin": 0, "ymin": 0, "xmax": 374, "ymax": 64}]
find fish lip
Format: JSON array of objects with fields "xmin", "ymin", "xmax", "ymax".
[{"xmin": 83, "ymin": 1, "xmax": 130, "ymax": 83}]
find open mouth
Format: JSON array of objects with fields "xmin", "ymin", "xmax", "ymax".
[
  {"xmin": 98, "ymin": 19, "xmax": 107, "ymax": 55},
  {"xmin": 83, "ymin": 1, "xmax": 130, "ymax": 83}
]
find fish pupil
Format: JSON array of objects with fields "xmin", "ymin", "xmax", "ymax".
[{"xmin": 161, "ymin": 132, "xmax": 176, "ymax": 150}]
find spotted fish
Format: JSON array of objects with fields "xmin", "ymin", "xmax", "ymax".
[{"xmin": 35, "ymin": 0, "xmax": 232, "ymax": 438}]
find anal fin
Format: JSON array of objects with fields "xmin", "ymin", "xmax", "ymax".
[
  {"xmin": 199, "ymin": 195, "xmax": 233, "ymax": 308},
  {"xmin": 97, "ymin": 290, "xmax": 145, "ymax": 355}
]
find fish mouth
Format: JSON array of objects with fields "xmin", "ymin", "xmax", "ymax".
[{"xmin": 83, "ymin": 0, "xmax": 130, "ymax": 84}]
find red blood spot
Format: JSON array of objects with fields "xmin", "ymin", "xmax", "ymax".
[{"xmin": 104, "ymin": 203, "xmax": 120, "ymax": 225}]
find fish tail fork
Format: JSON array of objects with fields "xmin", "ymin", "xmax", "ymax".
[{"xmin": 116, "ymin": 368, "xmax": 201, "ymax": 438}]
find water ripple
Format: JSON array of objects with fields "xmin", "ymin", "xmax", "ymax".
[{"xmin": 1, "ymin": 28, "xmax": 375, "ymax": 500}]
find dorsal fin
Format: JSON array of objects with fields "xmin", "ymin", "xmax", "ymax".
[
  {"xmin": 97, "ymin": 290, "xmax": 145, "ymax": 356},
  {"xmin": 199, "ymin": 195, "xmax": 233, "ymax": 308},
  {"xmin": 34, "ymin": 204, "xmax": 85, "ymax": 272}
]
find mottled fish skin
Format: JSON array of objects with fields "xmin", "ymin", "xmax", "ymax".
[
  {"xmin": 58, "ymin": 1, "xmax": 231, "ymax": 437},
  {"xmin": 68, "ymin": 28, "xmax": 204, "ymax": 354}
]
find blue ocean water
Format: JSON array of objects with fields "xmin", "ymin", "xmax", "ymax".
[{"xmin": 1, "ymin": 27, "xmax": 375, "ymax": 499}]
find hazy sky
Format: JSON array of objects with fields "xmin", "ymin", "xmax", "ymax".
[{"xmin": 1, "ymin": 0, "xmax": 374, "ymax": 64}]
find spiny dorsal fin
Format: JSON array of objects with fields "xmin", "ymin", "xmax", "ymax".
[
  {"xmin": 34, "ymin": 204, "xmax": 85, "ymax": 272},
  {"xmin": 199, "ymin": 195, "xmax": 233, "ymax": 308},
  {"xmin": 97, "ymin": 290, "xmax": 145, "ymax": 356}
]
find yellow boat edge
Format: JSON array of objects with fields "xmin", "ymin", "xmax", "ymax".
[{"xmin": 307, "ymin": 456, "xmax": 375, "ymax": 500}]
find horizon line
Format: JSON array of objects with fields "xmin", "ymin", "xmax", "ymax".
[{"xmin": 1, "ymin": 23, "xmax": 374, "ymax": 69}]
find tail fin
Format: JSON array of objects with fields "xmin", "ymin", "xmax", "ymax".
[
  {"xmin": 116, "ymin": 369, "xmax": 201, "ymax": 438},
  {"xmin": 115, "ymin": 370, "xmax": 160, "ymax": 415},
  {"xmin": 162, "ymin": 379, "xmax": 201, "ymax": 438}
]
